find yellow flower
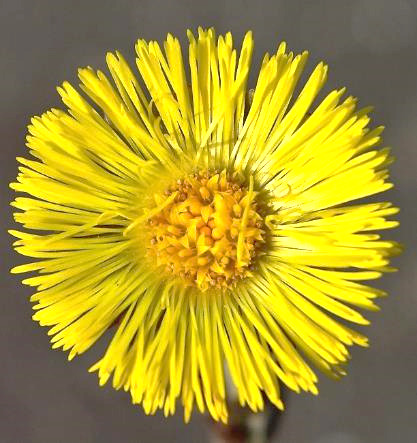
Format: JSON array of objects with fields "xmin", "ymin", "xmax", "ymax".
[{"xmin": 10, "ymin": 28, "xmax": 400, "ymax": 423}]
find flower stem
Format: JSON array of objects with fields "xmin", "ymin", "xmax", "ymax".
[{"xmin": 208, "ymin": 400, "xmax": 283, "ymax": 443}]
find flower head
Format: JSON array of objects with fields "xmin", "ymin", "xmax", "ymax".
[{"xmin": 10, "ymin": 28, "xmax": 400, "ymax": 423}]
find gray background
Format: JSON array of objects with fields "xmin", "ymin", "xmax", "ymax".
[{"xmin": 1, "ymin": 1, "xmax": 416, "ymax": 442}]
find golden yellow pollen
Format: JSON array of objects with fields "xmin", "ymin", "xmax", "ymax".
[{"xmin": 146, "ymin": 170, "xmax": 265, "ymax": 291}]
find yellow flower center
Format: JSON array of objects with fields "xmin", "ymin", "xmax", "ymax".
[{"xmin": 147, "ymin": 170, "xmax": 265, "ymax": 291}]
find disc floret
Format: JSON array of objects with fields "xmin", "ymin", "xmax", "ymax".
[{"xmin": 147, "ymin": 170, "xmax": 265, "ymax": 291}]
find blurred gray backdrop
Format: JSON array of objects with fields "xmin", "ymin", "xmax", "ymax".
[{"xmin": 1, "ymin": 1, "xmax": 416, "ymax": 442}]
